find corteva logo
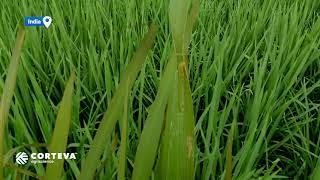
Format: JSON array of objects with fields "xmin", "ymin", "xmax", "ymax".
[
  {"xmin": 16, "ymin": 152, "xmax": 29, "ymax": 165},
  {"xmin": 15, "ymin": 152, "xmax": 77, "ymax": 165}
]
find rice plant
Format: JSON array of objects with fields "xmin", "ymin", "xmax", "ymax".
[{"xmin": 0, "ymin": 0, "xmax": 320, "ymax": 179}]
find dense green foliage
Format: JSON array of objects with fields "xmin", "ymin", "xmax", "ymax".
[{"xmin": 1, "ymin": 0, "xmax": 320, "ymax": 179}]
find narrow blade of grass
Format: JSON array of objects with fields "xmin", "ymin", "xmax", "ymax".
[
  {"xmin": 225, "ymin": 120, "xmax": 236, "ymax": 180},
  {"xmin": 132, "ymin": 54, "xmax": 177, "ymax": 180},
  {"xmin": 0, "ymin": 26, "xmax": 25, "ymax": 180},
  {"xmin": 118, "ymin": 82, "xmax": 129, "ymax": 180},
  {"xmin": 79, "ymin": 24, "xmax": 157, "ymax": 180},
  {"xmin": 44, "ymin": 71, "xmax": 76, "ymax": 180}
]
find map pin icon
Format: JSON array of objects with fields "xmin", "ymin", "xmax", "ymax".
[{"xmin": 43, "ymin": 16, "xmax": 52, "ymax": 28}]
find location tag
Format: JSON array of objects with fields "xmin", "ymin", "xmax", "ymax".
[{"xmin": 43, "ymin": 16, "xmax": 52, "ymax": 28}]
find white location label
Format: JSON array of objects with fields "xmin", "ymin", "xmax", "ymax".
[{"xmin": 43, "ymin": 16, "xmax": 52, "ymax": 28}]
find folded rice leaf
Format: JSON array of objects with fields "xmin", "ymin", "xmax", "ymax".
[
  {"xmin": 156, "ymin": 59, "xmax": 195, "ymax": 180},
  {"xmin": 169, "ymin": 0, "xmax": 191, "ymax": 55},
  {"xmin": 155, "ymin": 70, "xmax": 178, "ymax": 179},
  {"xmin": 154, "ymin": 0, "xmax": 199, "ymax": 178},
  {"xmin": 118, "ymin": 82, "xmax": 129, "ymax": 180},
  {"xmin": 0, "ymin": 26, "xmax": 25, "ymax": 179},
  {"xmin": 132, "ymin": 54, "xmax": 177, "ymax": 180},
  {"xmin": 177, "ymin": 60, "xmax": 196, "ymax": 177},
  {"xmin": 44, "ymin": 71, "xmax": 76, "ymax": 180},
  {"xmin": 79, "ymin": 24, "xmax": 157, "ymax": 180}
]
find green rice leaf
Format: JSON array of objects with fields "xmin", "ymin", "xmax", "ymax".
[
  {"xmin": 169, "ymin": 0, "xmax": 191, "ymax": 55},
  {"xmin": 154, "ymin": 0, "xmax": 199, "ymax": 178},
  {"xmin": 44, "ymin": 71, "xmax": 76, "ymax": 180},
  {"xmin": 312, "ymin": 160, "xmax": 320, "ymax": 180},
  {"xmin": 118, "ymin": 82, "xmax": 129, "ymax": 180},
  {"xmin": 0, "ymin": 26, "xmax": 25, "ymax": 180},
  {"xmin": 155, "ymin": 70, "xmax": 179, "ymax": 180},
  {"xmin": 225, "ymin": 120, "xmax": 236, "ymax": 180},
  {"xmin": 79, "ymin": 24, "xmax": 157, "ymax": 180},
  {"xmin": 132, "ymin": 54, "xmax": 177, "ymax": 180},
  {"xmin": 156, "ymin": 58, "xmax": 195, "ymax": 180}
]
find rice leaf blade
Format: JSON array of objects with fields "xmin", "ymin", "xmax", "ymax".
[
  {"xmin": 44, "ymin": 72, "xmax": 76, "ymax": 180},
  {"xmin": 118, "ymin": 82, "xmax": 129, "ymax": 180},
  {"xmin": 79, "ymin": 24, "xmax": 157, "ymax": 180},
  {"xmin": 154, "ymin": 0, "xmax": 199, "ymax": 178},
  {"xmin": 312, "ymin": 160, "xmax": 320, "ymax": 180},
  {"xmin": 132, "ymin": 54, "xmax": 177, "ymax": 180},
  {"xmin": 0, "ymin": 26, "xmax": 25, "ymax": 180},
  {"xmin": 225, "ymin": 120, "xmax": 236, "ymax": 180},
  {"xmin": 156, "ymin": 59, "xmax": 195, "ymax": 180}
]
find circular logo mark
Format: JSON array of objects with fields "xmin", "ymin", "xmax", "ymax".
[{"xmin": 16, "ymin": 152, "xmax": 29, "ymax": 165}]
